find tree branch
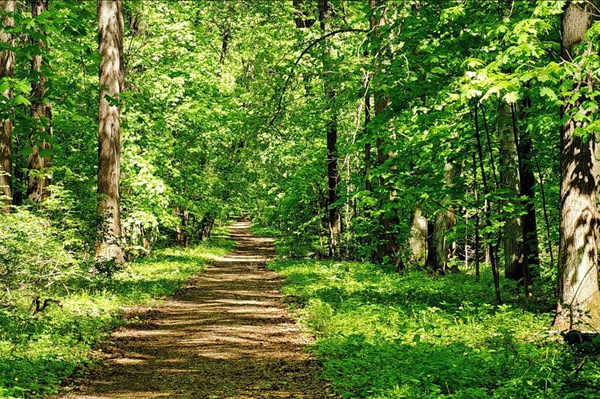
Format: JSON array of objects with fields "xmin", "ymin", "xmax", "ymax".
[{"xmin": 268, "ymin": 28, "xmax": 368, "ymax": 127}]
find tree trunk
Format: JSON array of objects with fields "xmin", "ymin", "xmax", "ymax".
[
  {"xmin": 27, "ymin": 0, "xmax": 52, "ymax": 202},
  {"xmin": 175, "ymin": 208, "xmax": 190, "ymax": 247},
  {"xmin": 0, "ymin": 0, "xmax": 15, "ymax": 211},
  {"xmin": 95, "ymin": 0, "xmax": 125, "ymax": 265},
  {"xmin": 409, "ymin": 205, "xmax": 427, "ymax": 263},
  {"xmin": 425, "ymin": 162, "xmax": 457, "ymax": 273},
  {"xmin": 514, "ymin": 101, "xmax": 540, "ymax": 292},
  {"xmin": 498, "ymin": 102, "xmax": 524, "ymax": 280},
  {"xmin": 475, "ymin": 103, "xmax": 502, "ymax": 303},
  {"xmin": 219, "ymin": 22, "xmax": 230, "ymax": 65},
  {"xmin": 554, "ymin": 0, "xmax": 600, "ymax": 331},
  {"xmin": 368, "ymin": 0, "xmax": 402, "ymax": 268},
  {"xmin": 200, "ymin": 213, "xmax": 214, "ymax": 240},
  {"xmin": 293, "ymin": 0, "xmax": 315, "ymax": 28},
  {"xmin": 318, "ymin": 0, "xmax": 341, "ymax": 258}
]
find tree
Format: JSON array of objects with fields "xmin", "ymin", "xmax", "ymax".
[
  {"xmin": 0, "ymin": 0, "xmax": 14, "ymax": 210},
  {"xmin": 318, "ymin": 0, "xmax": 341, "ymax": 258},
  {"xmin": 368, "ymin": 0, "xmax": 402, "ymax": 267},
  {"xmin": 498, "ymin": 102, "xmax": 524, "ymax": 280},
  {"xmin": 425, "ymin": 161, "xmax": 458, "ymax": 274},
  {"xmin": 95, "ymin": 0, "xmax": 125, "ymax": 265},
  {"xmin": 554, "ymin": 0, "xmax": 600, "ymax": 331},
  {"xmin": 27, "ymin": 0, "xmax": 52, "ymax": 202}
]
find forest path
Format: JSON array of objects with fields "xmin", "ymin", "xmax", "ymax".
[{"xmin": 57, "ymin": 221, "xmax": 332, "ymax": 399}]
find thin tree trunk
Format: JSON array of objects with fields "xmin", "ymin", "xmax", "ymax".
[
  {"xmin": 534, "ymin": 155, "xmax": 554, "ymax": 268},
  {"xmin": 318, "ymin": 0, "xmax": 341, "ymax": 258},
  {"xmin": 27, "ymin": 0, "xmax": 52, "ymax": 202},
  {"xmin": 472, "ymin": 152, "xmax": 480, "ymax": 282},
  {"xmin": 95, "ymin": 0, "xmax": 125, "ymax": 265},
  {"xmin": 219, "ymin": 22, "xmax": 230, "ymax": 65},
  {"xmin": 554, "ymin": 0, "xmax": 600, "ymax": 331},
  {"xmin": 364, "ymin": 81, "xmax": 372, "ymax": 192},
  {"xmin": 512, "ymin": 101, "xmax": 540, "ymax": 295},
  {"xmin": 475, "ymin": 103, "xmax": 501, "ymax": 304},
  {"xmin": 0, "ymin": 0, "xmax": 15, "ymax": 211}
]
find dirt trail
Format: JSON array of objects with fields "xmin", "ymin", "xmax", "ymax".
[{"xmin": 57, "ymin": 222, "xmax": 333, "ymax": 399}]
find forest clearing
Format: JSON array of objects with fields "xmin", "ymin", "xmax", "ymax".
[{"xmin": 1, "ymin": 0, "xmax": 600, "ymax": 398}]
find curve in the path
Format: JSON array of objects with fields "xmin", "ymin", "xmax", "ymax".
[{"xmin": 57, "ymin": 221, "xmax": 333, "ymax": 399}]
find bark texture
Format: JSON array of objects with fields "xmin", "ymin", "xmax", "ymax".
[
  {"xmin": 0, "ymin": 0, "xmax": 14, "ymax": 210},
  {"xmin": 95, "ymin": 0, "xmax": 125, "ymax": 265},
  {"xmin": 409, "ymin": 205, "xmax": 427, "ymax": 263},
  {"xmin": 27, "ymin": 0, "xmax": 52, "ymax": 202},
  {"xmin": 555, "ymin": 0, "xmax": 600, "ymax": 331}
]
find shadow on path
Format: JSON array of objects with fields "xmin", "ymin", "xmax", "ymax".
[{"xmin": 56, "ymin": 221, "xmax": 333, "ymax": 399}]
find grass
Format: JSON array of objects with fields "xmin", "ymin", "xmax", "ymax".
[
  {"xmin": 268, "ymin": 260, "xmax": 600, "ymax": 399},
  {"xmin": 0, "ymin": 228, "xmax": 234, "ymax": 398}
]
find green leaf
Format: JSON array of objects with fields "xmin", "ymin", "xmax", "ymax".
[
  {"xmin": 0, "ymin": 82, "xmax": 9, "ymax": 94},
  {"xmin": 14, "ymin": 95, "xmax": 31, "ymax": 106},
  {"xmin": 539, "ymin": 86, "xmax": 557, "ymax": 101}
]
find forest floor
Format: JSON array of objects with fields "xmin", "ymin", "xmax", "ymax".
[{"xmin": 53, "ymin": 221, "xmax": 334, "ymax": 399}]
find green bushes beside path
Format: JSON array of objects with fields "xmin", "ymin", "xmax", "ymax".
[{"xmin": 0, "ymin": 229, "xmax": 233, "ymax": 398}]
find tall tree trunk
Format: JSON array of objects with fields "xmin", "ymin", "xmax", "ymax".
[
  {"xmin": 318, "ymin": 0, "xmax": 341, "ymax": 258},
  {"xmin": 363, "ymin": 49, "xmax": 372, "ymax": 193},
  {"xmin": 513, "ymin": 101, "xmax": 540, "ymax": 293},
  {"xmin": 0, "ymin": 0, "xmax": 14, "ymax": 211},
  {"xmin": 95, "ymin": 0, "xmax": 125, "ymax": 265},
  {"xmin": 368, "ymin": 0, "xmax": 402, "ymax": 268},
  {"xmin": 27, "ymin": 0, "xmax": 52, "ymax": 202},
  {"xmin": 475, "ymin": 103, "xmax": 502, "ymax": 304},
  {"xmin": 554, "ymin": 0, "xmax": 600, "ymax": 331},
  {"xmin": 498, "ymin": 102, "xmax": 524, "ymax": 280}
]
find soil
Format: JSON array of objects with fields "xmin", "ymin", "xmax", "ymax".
[{"xmin": 55, "ymin": 221, "xmax": 335, "ymax": 399}]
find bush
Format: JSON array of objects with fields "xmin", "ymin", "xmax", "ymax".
[{"xmin": 0, "ymin": 209, "xmax": 83, "ymax": 307}]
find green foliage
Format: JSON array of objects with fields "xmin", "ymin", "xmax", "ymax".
[
  {"xmin": 271, "ymin": 259, "xmax": 600, "ymax": 398},
  {"xmin": 0, "ymin": 208, "xmax": 82, "ymax": 308},
  {"xmin": 0, "ymin": 229, "xmax": 233, "ymax": 398}
]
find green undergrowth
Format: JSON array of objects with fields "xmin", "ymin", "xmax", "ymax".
[
  {"xmin": 269, "ymin": 260, "xmax": 600, "ymax": 399},
  {"xmin": 250, "ymin": 225, "xmax": 281, "ymax": 238},
  {"xmin": 0, "ymin": 228, "xmax": 234, "ymax": 399}
]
